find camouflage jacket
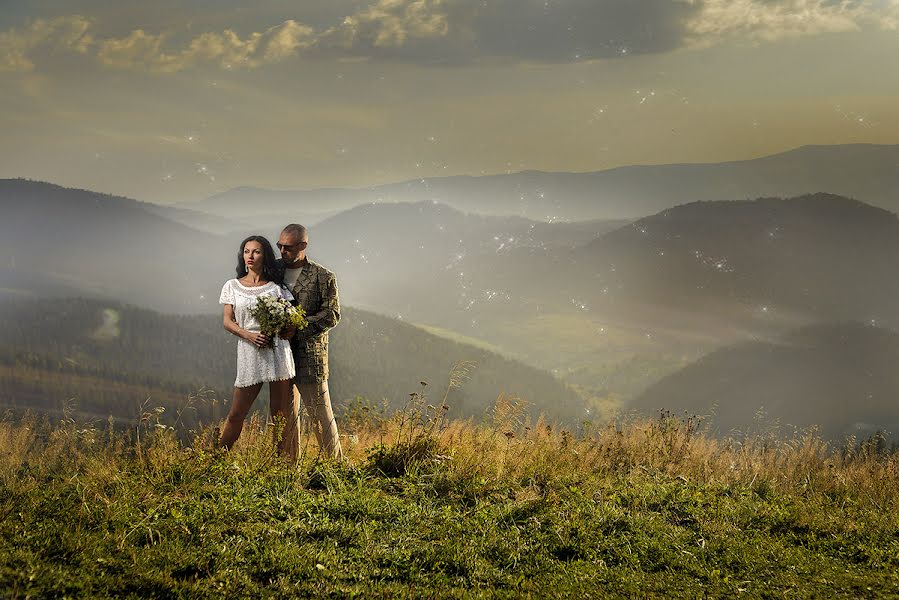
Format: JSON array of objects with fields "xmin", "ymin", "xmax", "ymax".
[{"xmin": 276, "ymin": 258, "xmax": 340, "ymax": 384}]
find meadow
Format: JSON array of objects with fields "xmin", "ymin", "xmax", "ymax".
[{"xmin": 1, "ymin": 385, "xmax": 897, "ymax": 598}]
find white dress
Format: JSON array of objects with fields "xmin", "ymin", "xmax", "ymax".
[{"xmin": 219, "ymin": 279, "xmax": 296, "ymax": 388}]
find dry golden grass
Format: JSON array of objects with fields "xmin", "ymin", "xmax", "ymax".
[
  {"xmin": 3, "ymin": 390, "xmax": 899, "ymax": 597},
  {"xmin": 325, "ymin": 390, "xmax": 899, "ymax": 508},
  {"xmin": 4, "ymin": 389, "xmax": 897, "ymax": 505}
]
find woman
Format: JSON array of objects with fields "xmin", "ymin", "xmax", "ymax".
[{"xmin": 218, "ymin": 235, "xmax": 298, "ymax": 461}]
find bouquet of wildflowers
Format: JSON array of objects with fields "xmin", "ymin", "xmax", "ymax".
[{"xmin": 248, "ymin": 295, "xmax": 308, "ymax": 348}]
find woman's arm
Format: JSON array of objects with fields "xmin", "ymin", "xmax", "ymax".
[{"xmin": 223, "ymin": 304, "xmax": 269, "ymax": 347}]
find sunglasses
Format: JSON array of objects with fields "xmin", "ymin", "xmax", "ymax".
[{"xmin": 277, "ymin": 242, "xmax": 305, "ymax": 251}]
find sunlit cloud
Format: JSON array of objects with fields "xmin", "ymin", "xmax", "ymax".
[
  {"xmin": 0, "ymin": 15, "xmax": 93, "ymax": 72},
  {"xmin": 95, "ymin": 19, "xmax": 317, "ymax": 72},
  {"xmin": 323, "ymin": 0, "xmax": 451, "ymax": 49},
  {"xmin": 1, "ymin": 0, "xmax": 899, "ymax": 73},
  {"xmin": 685, "ymin": 0, "xmax": 899, "ymax": 47}
]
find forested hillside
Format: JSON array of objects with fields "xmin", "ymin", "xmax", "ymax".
[
  {"xmin": 0, "ymin": 179, "xmax": 230, "ymax": 313},
  {"xmin": 630, "ymin": 322, "xmax": 899, "ymax": 442},
  {"xmin": 0, "ymin": 298, "xmax": 583, "ymax": 426},
  {"xmin": 578, "ymin": 193, "xmax": 899, "ymax": 322}
]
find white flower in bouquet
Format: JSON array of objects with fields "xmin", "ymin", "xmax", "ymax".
[{"xmin": 248, "ymin": 295, "xmax": 308, "ymax": 348}]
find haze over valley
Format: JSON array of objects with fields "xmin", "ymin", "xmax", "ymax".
[{"xmin": 4, "ymin": 142, "xmax": 899, "ymax": 441}]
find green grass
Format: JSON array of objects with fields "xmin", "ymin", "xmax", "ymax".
[
  {"xmin": 1, "ymin": 404, "xmax": 898, "ymax": 598},
  {"xmin": 424, "ymin": 311, "xmax": 704, "ymax": 414},
  {"xmin": 413, "ymin": 322, "xmax": 507, "ymax": 355}
]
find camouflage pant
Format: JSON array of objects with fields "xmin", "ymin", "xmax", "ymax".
[{"xmin": 294, "ymin": 380, "xmax": 343, "ymax": 459}]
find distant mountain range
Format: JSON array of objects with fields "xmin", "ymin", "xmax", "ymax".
[
  {"xmin": 325, "ymin": 192, "xmax": 899, "ymax": 338},
  {"xmin": 8, "ymin": 178, "xmax": 899, "ymax": 339},
  {"xmin": 306, "ymin": 200, "xmax": 625, "ymax": 311},
  {"xmin": 0, "ymin": 180, "xmax": 584, "ymax": 421},
  {"xmin": 0, "ymin": 178, "xmax": 624, "ymax": 316},
  {"xmin": 177, "ymin": 144, "xmax": 899, "ymax": 221},
  {"xmin": 630, "ymin": 322, "xmax": 899, "ymax": 442},
  {"xmin": 7, "ymin": 176, "xmax": 899, "ymax": 431}
]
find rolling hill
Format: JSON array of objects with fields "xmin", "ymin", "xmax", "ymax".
[
  {"xmin": 0, "ymin": 297, "xmax": 584, "ymax": 426},
  {"xmin": 328, "ymin": 193, "xmax": 899, "ymax": 408},
  {"xmin": 575, "ymin": 193, "xmax": 899, "ymax": 325},
  {"xmin": 306, "ymin": 200, "xmax": 624, "ymax": 312},
  {"xmin": 630, "ymin": 322, "xmax": 899, "ymax": 442},
  {"xmin": 0, "ymin": 179, "xmax": 621, "ymax": 319},
  {"xmin": 333, "ymin": 193, "xmax": 899, "ymax": 339},
  {"xmin": 9, "ymin": 180, "xmax": 899, "ymax": 416},
  {"xmin": 0, "ymin": 179, "xmax": 232, "ymax": 313}
]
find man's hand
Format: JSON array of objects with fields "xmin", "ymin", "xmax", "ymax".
[{"xmin": 280, "ymin": 326, "xmax": 296, "ymax": 340}]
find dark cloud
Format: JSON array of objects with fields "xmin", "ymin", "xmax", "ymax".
[
  {"xmin": 2, "ymin": 0, "xmax": 897, "ymax": 72},
  {"xmin": 462, "ymin": 0, "xmax": 703, "ymax": 61},
  {"xmin": 0, "ymin": 0, "xmax": 702, "ymax": 72},
  {"xmin": 305, "ymin": 0, "xmax": 703, "ymax": 64}
]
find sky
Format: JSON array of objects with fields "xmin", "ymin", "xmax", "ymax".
[{"xmin": 1, "ymin": 0, "xmax": 898, "ymax": 204}]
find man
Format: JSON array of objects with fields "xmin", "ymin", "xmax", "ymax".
[{"xmin": 276, "ymin": 223, "xmax": 344, "ymax": 459}]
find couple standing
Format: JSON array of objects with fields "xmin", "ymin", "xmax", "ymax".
[{"xmin": 217, "ymin": 224, "xmax": 342, "ymax": 462}]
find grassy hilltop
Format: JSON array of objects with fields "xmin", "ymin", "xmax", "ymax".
[{"xmin": 1, "ymin": 391, "xmax": 898, "ymax": 599}]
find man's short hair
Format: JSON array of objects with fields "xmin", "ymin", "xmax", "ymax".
[{"xmin": 282, "ymin": 223, "xmax": 308, "ymax": 241}]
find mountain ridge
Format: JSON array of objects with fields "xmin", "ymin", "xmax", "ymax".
[
  {"xmin": 178, "ymin": 143, "xmax": 899, "ymax": 220},
  {"xmin": 188, "ymin": 143, "xmax": 899, "ymax": 198}
]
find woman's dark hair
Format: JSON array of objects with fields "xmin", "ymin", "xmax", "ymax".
[{"xmin": 235, "ymin": 235, "xmax": 283, "ymax": 284}]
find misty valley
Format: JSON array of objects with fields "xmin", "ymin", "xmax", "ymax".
[{"xmin": 3, "ymin": 143, "xmax": 899, "ymax": 445}]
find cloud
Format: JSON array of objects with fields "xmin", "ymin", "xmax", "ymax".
[
  {"xmin": 311, "ymin": 0, "xmax": 701, "ymax": 62},
  {"xmin": 3, "ymin": 0, "xmax": 899, "ymax": 72},
  {"xmin": 95, "ymin": 29, "xmax": 169, "ymax": 71},
  {"xmin": 0, "ymin": 1, "xmax": 701, "ymax": 70},
  {"xmin": 458, "ymin": 0, "xmax": 701, "ymax": 61},
  {"xmin": 0, "ymin": 15, "xmax": 93, "ymax": 71},
  {"xmin": 685, "ymin": 0, "xmax": 899, "ymax": 47},
  {"xmin": 327, "ymin": 0, "xmax": 451, "ymax": 49},
  {"xmin": 96, "ymin": 20, "xmax": 316, "ymax": 71}
]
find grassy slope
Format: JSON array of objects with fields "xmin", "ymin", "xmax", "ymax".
[
  {"xmin": 1, "ymin": 404, "xmax": 898, "ymax": 598},
  {"xmin": 426, "ymin": 311, "xmax": 700, "ymax": 415},
  {"xmin": 413, "ymin": 323, "xmax": 507, "ymax": 355}
]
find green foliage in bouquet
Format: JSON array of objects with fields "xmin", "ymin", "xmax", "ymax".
[{"xmin": 248, "ymin": 295, "xmax": 308, "ymax": 348}]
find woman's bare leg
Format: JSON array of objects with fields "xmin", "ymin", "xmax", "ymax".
[
  {"xmin": 269, "ymin": 378, "xmax": 299, "ymax": 463},
  {"xmin": 219, "ymin": 383, "xmax": 262, "ymax": 449}
]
